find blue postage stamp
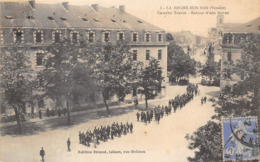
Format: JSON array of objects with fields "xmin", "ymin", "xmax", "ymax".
[{"xmin": 222, "ymin": 117, "xmax": 259, "ymax": 161}]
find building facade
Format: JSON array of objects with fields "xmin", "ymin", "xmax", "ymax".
[
  {"xmin": 0, "ymin": 1, "xmax": 168, "ymax": 114},
  {"xmin": 219, "ymin": 16, "xmax": 260, "ymax": 88}
]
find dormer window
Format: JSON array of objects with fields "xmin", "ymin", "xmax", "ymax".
[
  {"xmin": 27, "ymin": 15, "xmax": 34, "ymax": 20},
  {"xmin": 132, "ymin": 32, "xmax": 138, "ymax": 42},
  {"xmin": 157, "ymin": 33, "xmax": 163, "ymax": 42},
  {"xmin": 103, "ymin": 31, "xmax": 110, "ymax": 42},
  {"xmin": 87, "ymin": 31, "xmax": 95, "ymax": 42},
  {"xmin": 117, "ymin": 31, "xmax": 124, "ymax": 41},
  {"xmin": 70, "ymin": 31, "xmax": 79, "ymax": 44},
  {"xmin": 82, "ymin": 18, "xmax": 88, "ymax": 21},
  {"xmin": 13, "ymin": 30, "xmax": 24, "ymax": 43},
  {"xmin": 60, "ymin": 17, "xmax": 67, "ymax": 21},
  {"xmin": 48, "ymin": 16, "xmax": 54, "ymax": 20},
  {"xmin": 34, "ymin": 30, "xmax": 43, "ymax": 43},
  {"xmin": 145, "ymin": 32, "xmax": 151, "ymax": 42},
  {"xmin": 52, "ymin": 31, "xmax": 62, "ymax": 43}
]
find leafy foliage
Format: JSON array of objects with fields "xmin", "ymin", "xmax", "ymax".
[
  {"xmin": 82, "ymin": 40, "xmax": 141, "ymax": 114},
  {"xmin": 40, "ymin": 39, "xmax": 95, "ymax": 123},
  {"xmin": 185, "ymin": 121, "xmax": 222, "ymax": 161},
  {"xmin": 0, "ymin": 45, "xmax": 35, "ymax": 132},
  {"xmin": 186, "ymin": 34, "xmax": 260, "ymax": 161},
  {"xmin": 137, "ymin": 58, "xmax": 164, "ymax": 108},
  {"xmin": 167, "ymin": 41, "xmax": 196, "ymax": 81}
]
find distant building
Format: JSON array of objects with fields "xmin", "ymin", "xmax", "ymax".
[
  {"xmin": 219, "ymin": 16, "xmax": 260, "ymax": 88},
  {"xmin": 0, "ymin": 1, "xmax": 168, "ymax": 114}
]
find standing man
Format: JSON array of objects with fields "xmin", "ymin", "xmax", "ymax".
[
  {"xmin": 39, "ymin": 110, "xmax": 42, "ymax": 119},
  {"xmin": 40, "ymin": 147, "xmax": 45, "ymax": 162},
  {"xmin": 67, "ymin": 138, "xmax": 71, "ymax": 152}
]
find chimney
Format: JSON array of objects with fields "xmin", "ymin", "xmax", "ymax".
[
  {"xmin": 91, "ymin": 4, "xmax": 99, "ymax": 12},
  {"xmin": 119, "ymin": 5, "xmax": 125, "ymax": 13},
  {"xmin": 62, "ymin": 2, "xmax": 69, "ymax": 11},
  {"xmin": 29, "ymin": 0, "xmax": 35, "ymax": 9}
]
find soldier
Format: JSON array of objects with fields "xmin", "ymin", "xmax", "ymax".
[
  {"xmin": 204, "ymin": 96, "xmax": 207, "ymax": 103},
  {"xmin": 46, "ymin": 108, "xmax": 50, "ymax": 117},
  {"xmin": 67, "ymin": 138, "xmax": 71, "ymax": 152},
  {"xmin": 130, "ymin": 123, "xmax": 133, "ymax": 133},
  {"xmin": 39, "ymin": 110, "xmax": 42, "ymax": 119},
  {"xmin": 58, "ymin": 108, "xmax": 61, "ymax": 117},
  {"xmin": 136, "ymin": 112, "xmax": 140, "ymax": 121},
  {"xmin": 40, "ymin": 147, "xmax": 45, "ymax": 162}
]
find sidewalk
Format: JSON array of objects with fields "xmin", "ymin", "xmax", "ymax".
[{"xmin": 0, "ymin": 96, "xmax": 170, "ymax": 128}]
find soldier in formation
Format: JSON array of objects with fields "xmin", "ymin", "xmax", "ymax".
[{"xmin": 78, "ymin": 122, "xmax": 134, "ymax": 147}]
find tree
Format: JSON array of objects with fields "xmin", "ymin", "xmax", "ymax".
[
  {"xmin": 186, "ymin": 34, "xmax": 260, "ymax": 161},
  {"xmin": 166, "ymin": 33, "xmax": 174, "ymax": 42},
  {"xmin": 200, "ymin": 62, "xmax": 220, "ymax": 86},
  {"xmin": 167, "ymin": 41, "xmax": 196, "ymax": 82},
  {"xmin": 0, "ymin": 45, "xmax": 35, "ymax": 133},
  {"xmin": 185, "ymin": 121, "xmax": 222, "ymax": 161},
  {"xmin": 137, "ymin": 58, "xmax": 164, "ymax": 108},
  {"xmin": 40, "ymin": 39, "xmax": 94, "ymax": 124},
  {"xmin": 82, "ymin": 40, "xmax": 140, "ymax": 114}
]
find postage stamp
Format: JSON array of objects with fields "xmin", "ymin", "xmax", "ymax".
[{"xmin": 222, "ymin": 117, "xmax": 259, "ymax": 161}]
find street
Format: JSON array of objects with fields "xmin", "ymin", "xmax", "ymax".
[{"xmin": 0, "ymin": 81, "xmax": 219, "ymax": 162}]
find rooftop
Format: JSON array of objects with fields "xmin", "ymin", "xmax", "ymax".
[{"xmin": 0, "ymin": 1, "xmax": 163, "ymax": 31}]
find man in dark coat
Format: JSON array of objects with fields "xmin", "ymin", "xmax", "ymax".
[
  {"xmin": 67, "ymin": 138, "xmax": 71, "ymax": 152},
  {"xmin": 40, "ymin": 147, "xmax": 45, "ymax": 162}
]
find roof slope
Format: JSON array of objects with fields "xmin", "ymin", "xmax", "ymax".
[
  {"xmin": 0, "ymin": 1, "xmax": 163, "ymax": 31},
  {"xmin": 223, "ymin": 17, "xmax": 260, "ymax": 34}
]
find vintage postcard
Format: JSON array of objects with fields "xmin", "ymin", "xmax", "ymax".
[{"xmin": 0, "ymin": 0, "xmax": 259, "ymax": 162}]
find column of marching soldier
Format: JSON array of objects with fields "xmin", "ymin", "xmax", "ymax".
[
  {"xmin": 79, "ymin": 122, "xmax": 134, "ymax": 147},
  {"xmin": 78, "ymin": 83, "xmax": 199, "ymax": 148},
  {"xmin": 136, "ymin": 83, "xmax": 199, "ymax": 124}
]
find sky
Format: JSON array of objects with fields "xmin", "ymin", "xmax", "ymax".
[{"xmin": 1, "ymin": 0, "xmax": 260, "ymax": 36}]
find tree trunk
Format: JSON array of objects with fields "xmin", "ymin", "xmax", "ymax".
[
  {"xmin": 102, "ymin": 93, "xmax": 110, "ymax": 115},
  {"xmin": 13, "ymin": 106, "xmax": 22, "ymax": 133},
  {"xmin": 66, "ymin": 99, "xmax": 71, "ymax": 125}
]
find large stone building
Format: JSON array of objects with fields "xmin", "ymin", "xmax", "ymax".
[
  {"xmin": 219, "ymin": 16, "xmax": 260, "ymax": 88},
  {"xmin": 0, "ymin": 1, "xmax": 168, "ymax": 114}
]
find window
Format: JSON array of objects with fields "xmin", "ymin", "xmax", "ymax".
[
  {"xmin": 132, "ymin": 32, "xmax": 138, "ymax": 42},
  {"xmin": 52, "ymin": 31, "xmax": 62, "ymax": 43},
  {"xmin": 0, "ymin": 31, "xmax": 3, "ymax": 44},
  {"xmin": 145, "ymin": 33, "xmax": 151, "ymax": 42},
  {"xmin": 103, "ymin": 31, "xmax": 110, "ymax": 42},
  {"xmin": 158, "ymin": 34, "xmax": 163, "ymax": 42},
  {"xmin": 133, "ymin": 88, "xmax": 137, "ymax": 96},
  {"xmin": 133, "ymin": 50, "xmax": 137, "ymax": 61},
  {"xmin": 89, "ymin": 32, "xmax": 94, "ymax": 42},
  {"xmin": 14, "ymin": 30, "xmax": 24, "ymax": 43},
  {"xmin": 34, "ymin": 30, "xmax": 43, "ymax": 43},
  {"xmin": 118, "ymin": 32, "xmax": 124, "ymax": 41},
  {"xmin": 158, "ymin": 50, "xmax": 162, "ymax": 60},
  {"xmin": 146, "ymin": 50, "xmax": 150, "ymax": 60},
  {"xmin": 87, "ymin": 31, "xmax": 95, "ymax": 42},
  {"xmin": 227, "ymin": 51, "xmax": 232, "ymax": 62},
  {"xmin": 36, "ymin": 52, "xmax": 44, "ymax": 66},
  {"xmin": 70, "ymin": 31, "xmax": 79, "ymax": 44}
]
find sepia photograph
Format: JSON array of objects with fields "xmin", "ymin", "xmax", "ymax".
[{"xmin": 0, "ymin": 0, "xmax": 259, "ymax": 161}]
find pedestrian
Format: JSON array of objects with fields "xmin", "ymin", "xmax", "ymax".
[
  {"xmin": 39, "ymin": 110, "xmax": 42, "ymax": 119},
  {"xmin": 58, "ymin": 108, "xmax": 61, "ymax": 117},
  {"xmin": 201, "ymin": 98, "xmax": 204, "ymax": 105},
  {"xmin": 204, "ymin": 96, "xmax": 207, "ymax": 103},
  {"xmin": 136, "ymin": 112, "xmax": 140, "ymax": 121},
  {"xmin": 67, "ymin": 138, "xmax": 71, "ymax": 152},
  {"xmin": 40, "ymin": 147, "xmax": 45, "ymax": 162}
]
